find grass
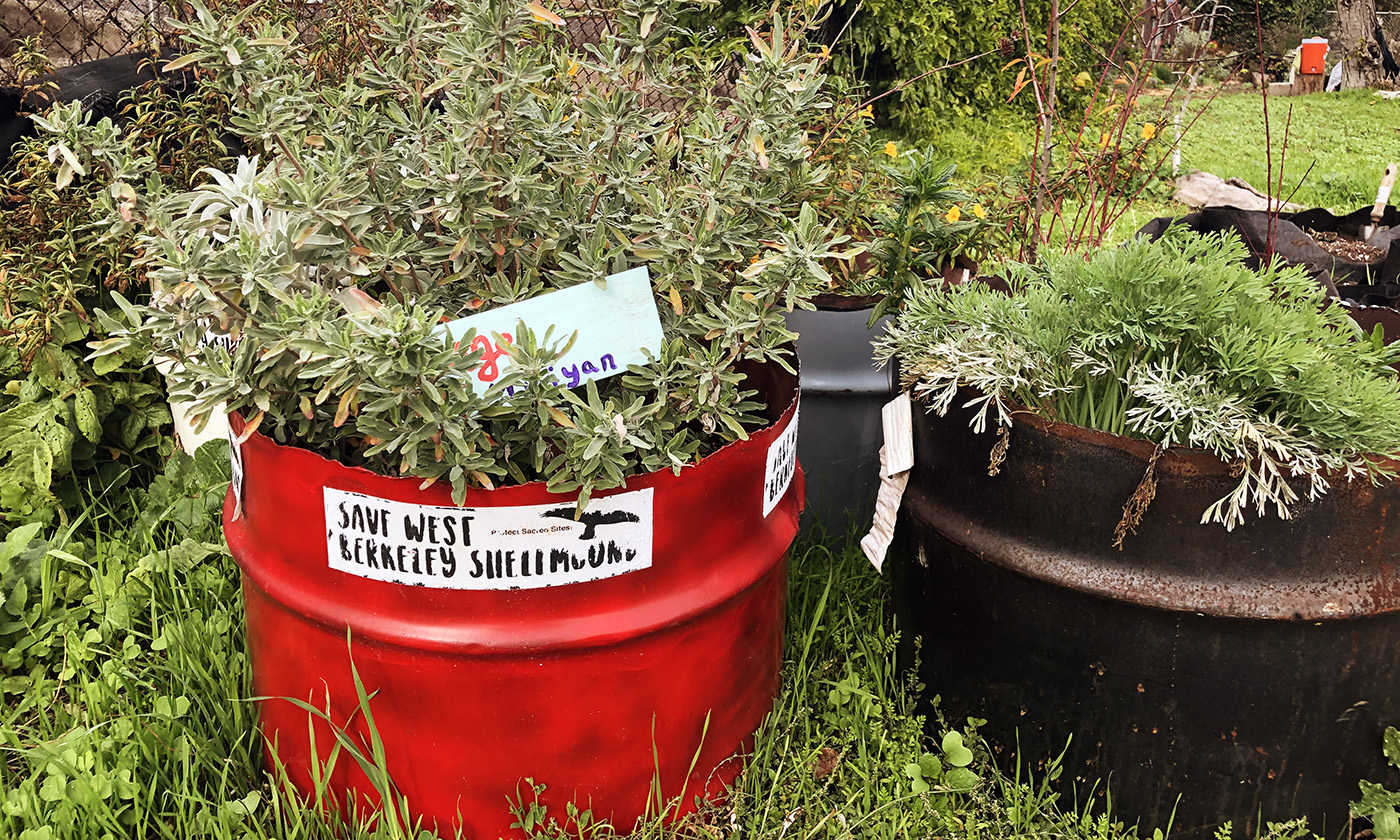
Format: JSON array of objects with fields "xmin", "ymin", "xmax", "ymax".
[
  {"xmin": 0, "ymin": 445, "xmax": 1171, "ymax": 840},
  {"xmin": 913, "ymin": 85, "xmax": 1400, "ymax": 257},
  {"xmin": 1173, "ymin": 88, "xmax": 1400, "ymax": 213}
]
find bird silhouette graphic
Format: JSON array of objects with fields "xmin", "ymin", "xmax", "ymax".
[{"xmin": 541, "ymin": 506, "xmax": 641, "ymax": 540}]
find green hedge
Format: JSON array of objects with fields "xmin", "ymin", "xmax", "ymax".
[{"xmin": 838, "ymin": 0, "xmax": 1132, "ymax": 140}]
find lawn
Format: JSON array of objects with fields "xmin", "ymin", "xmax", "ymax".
[
  {"xmin": 922, "ymin": 86, "xmax": 1400, "ymax": 249},
  {"xmin": 1174, "ymin": 88, "xmax": 1400, "ymax": 213}
]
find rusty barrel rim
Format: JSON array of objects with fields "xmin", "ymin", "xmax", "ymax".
[{"xmin": 905, "ymin": 396, "xmax": 1400, "ymax": 621}]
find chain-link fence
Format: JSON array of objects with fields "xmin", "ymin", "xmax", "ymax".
[
  {"xmin": 0, "ymin": 0, "xmax": 633, "ymax": 81},
  {"xmin": 0, "ymin": 0, "xmax": 709, "ymax": 114},
  {"xmin": 0, "ymin": 0, "xmax": 176, "ymax": 69}
]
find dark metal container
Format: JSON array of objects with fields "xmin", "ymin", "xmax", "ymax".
[
  {"xmin": 784, "ymin": 294, "xmax": 894, "ymax": 539},
  {"xmin": 893, "ymin": 399, "xmax": 1400, "ymax": 839}
]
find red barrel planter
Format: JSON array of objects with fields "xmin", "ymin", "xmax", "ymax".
[{"xmin": 224, "ymin": 364, "xmax": 803, "ymax": 838}]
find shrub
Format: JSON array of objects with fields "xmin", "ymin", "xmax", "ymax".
[
  {"xmin": 840, "ymin": 0, "xmax": 1132, "ymax": 140},
  {"xmin": 66, "ymin": 0, "xmax": 868, "ymax": 507},
  {"xmin": 878, "ymin": 231, "xmax": 1400, "ymax": 531},
  {"xmin": 0, "ymin": 54, "xmax": 232, "ymax": 533}
]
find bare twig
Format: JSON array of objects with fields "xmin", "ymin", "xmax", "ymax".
[{"xmin": 1256, "ymin": 0, "xmax": 1276, "ymax": 257}]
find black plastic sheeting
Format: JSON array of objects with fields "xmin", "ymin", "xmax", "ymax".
[
  {"xmin": 0, "ymin": 50, "xmax": 213, "ymax": 170},
  {"xmin": 1138, "ymin": 206, "xmax": 1400, "ymax": 308}
]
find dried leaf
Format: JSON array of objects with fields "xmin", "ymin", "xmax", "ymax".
[
  {"xmin": 236, "ymin": 410, "xmax": 265, "ymax": 444},
  {"xmin": 162, "ymin": 53, "xmax": 203, "ymax": 72},
  {"xmin": 752, "ymin": 135, "xmax": 769, "ymax": 170},
  {"xmin": 334, "ymin": 386, "xmax": 358, "ymax": 427},
  {"xmin": 526, "ymin": 2, "xmax": 564, "ymax": 25},
  {"xmin": 546, "ymin": 406, "xmax": 576, "ymax": 428}
]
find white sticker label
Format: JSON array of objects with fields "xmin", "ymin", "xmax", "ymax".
[
  {"xmin": 324, "ymin": 486, "xmax": 654, "ymax": 589},
  {"xmin": 763, "ymin": 405, "xmax": 799, "ymax": 517},
  {"xmin": 439, "ymin": 267, "xmax": 665, "ymax": 394},
  {"xmin": 228, "ymin": 425, "xmax": 245, "ymax": 520},
  {"xmin": 881, "ymin": 393, "xmax": 914, "ymax": 476}
]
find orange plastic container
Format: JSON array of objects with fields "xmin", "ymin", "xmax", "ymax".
[{"xmin": 1300, "ymin": 38, "xmax": 1328, "ymax": 74}]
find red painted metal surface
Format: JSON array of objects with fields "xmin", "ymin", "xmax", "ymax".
[{"xmin": 224, "ymin": 365, "xmax": 803, "ymax": 839}]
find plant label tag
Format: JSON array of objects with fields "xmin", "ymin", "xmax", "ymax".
[
  {"xmin": 439, "ymin": 267, "xmax": 664, "ymax": 394},
  {"xmin": 763, "ymin": 403, "xmax": 799, "ymax": 517},
  {"xmin": 323, "ymin": 486, "xmax": 654, "ymax": 590},
  {"xmin": 881, "ymin": 393, "xmax": 913, "ymax": 476},
  {"xmin": 228, "ymin": 425, "xmax": 245, "ymax": 521},
  {"xmin": 861, "ymin": 393, "xmax": 914, "ymax": 572}
]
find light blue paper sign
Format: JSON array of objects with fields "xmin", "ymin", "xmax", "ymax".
[{"xmin": 439, "ymin": 267, "xmax": 664, "ymax": 393}]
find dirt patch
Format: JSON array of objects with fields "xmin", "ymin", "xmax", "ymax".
[{"xmin": 1311, "ymin": 233, "xmax": 1388, "ymax": 264}]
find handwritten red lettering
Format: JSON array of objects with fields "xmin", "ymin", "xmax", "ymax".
[{"xmin": 470, "ymin": 332, "xmax": 514, "ymax": 382}]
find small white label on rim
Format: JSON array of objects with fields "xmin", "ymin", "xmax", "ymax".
[
  {"xmin": 323, "ymin": 486, "xmax": 653, "ymax": 590},
  {"xmin": 438, "ymin": 267, "xmax": 664, "ymax": 395},
  {"xmin": 762, "ymin": 404, "xmax": 799, "ymax": 518},
  {"xmin": 881, "ymin": 393, "xmax": 914, "ymax": 476},
  {"xmin": 861, "ymin": 393, "xmax": 915, "ymax": 572},
  {"xmin": 228, "ymin": 425, "xmax": 245, "ymax": 520}
]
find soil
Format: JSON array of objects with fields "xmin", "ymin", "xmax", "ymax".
[{"xmin": 1308, "ymin": 231, "xmax": 1388, "ymax": 264}]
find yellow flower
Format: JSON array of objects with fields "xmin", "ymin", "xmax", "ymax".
[
  {"xmin": 971, "ymin": 203, "xmax": 986, "ymax": 220},
  {"xmin": 1141, "ymin": 122, "xmax": 1157, "ymax": 141},
  {"xmin": 945, "ymin": 205, "xmax": 962, "ymax": 223},
  {"xmin": 883, "ymin": 141, "xmax": 898, "ymax": 158},
  {"xmin": 566, "ymin": 59, "xmax": 580, "ymax": 77},
  {"xmin": 818, "ymin": 44, "xmax": 831, "ymax": 61},
  {"xmin": 858, "ymin": 105, "xmax": 873, "ymax": 119},
  {"xmin": 1098, "ymin": 132, "xmax": 1111, "ymax": 149}
]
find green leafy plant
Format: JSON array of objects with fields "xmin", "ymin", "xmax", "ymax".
[
  {"xmin": 0, "ymin": 47, "xmax": 233, "ymax": 532},
  {"xmin": 877, "ymin": 230, "xmax": 1400, "ymax": 533},
  {"xmin": 756, "ymin": 71, "xmax": 982, "ymax": 309},
  {"xmin": 859, "ymin": 149, "xmax": 978, "ymax": 318},
  {"xmin": 840, "ymin": 0, "xmax": 1129, "ymax": 138},
  {"xmin": 1352, "ymin": 727, "xmax": 1400, "ymax": 840},
  {"xmin": 59, "ymin": 0, "xmax": 869, "ymax": 507},
  {"xmin": 904, "ymin": 729, "xmax": 981, "ymax": 798}
]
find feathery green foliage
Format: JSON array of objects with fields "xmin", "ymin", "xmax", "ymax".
[{"xmin": 878, "ymin": 231, "xmax": 1400, "ymax": 530}]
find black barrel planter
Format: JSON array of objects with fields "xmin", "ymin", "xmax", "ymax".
[
  {"xmin": 892, "ymin": 398, "xmax": 1400, "ymax": 839},
  {"xmin": 784, "ymin": 293, "xmax": 895, "ymax": 538}
]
